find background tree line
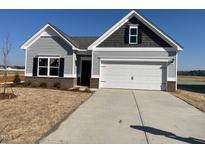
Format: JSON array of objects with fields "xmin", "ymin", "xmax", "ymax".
[{"xmin": 178, "ymin": 70, "xmax": 205, "ymax": 76}]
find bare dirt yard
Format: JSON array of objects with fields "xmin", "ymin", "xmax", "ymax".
[
  {"xmin": 172, "ymin": 89, "xmax": 205, "ymax": 112},
  {"xmin": 0, "ymin": 87, "xmax": 92, "ymax": 143},
  {"xmin": 172, "ymin": 75, "xmax": 205, "ymax": 112}
]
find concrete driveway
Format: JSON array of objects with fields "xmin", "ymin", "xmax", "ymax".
[{"xmin": 40, "ymin": 89, "xmax": 205, "ymax": 144}]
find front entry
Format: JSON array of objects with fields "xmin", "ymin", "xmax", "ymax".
[{"xmin": 81, "ymin": 60, "xmax": 91, "ymax": 86}]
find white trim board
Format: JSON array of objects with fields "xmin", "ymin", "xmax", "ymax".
[
  {"xmin": 91, "ymin": 75, "xmax": 99, "ymax": 78},
  {"xmin": 93, "ymin": 47, "xmax": 176, "ymax": 52},
  {"xmin": 176, "ymin": 54, "xmax": 178, "ymax": 90},
  {"xmin": 24, "ymin": 49, "xmax": 27, "ymax": 75},
  {"xmin": 91, "ymin": 48, "xmax": 94, "ymax": 77},
  {"xmin": 168, "ymin": 77, "xmax": 177, "ymax": 81},
  {"xmin": 100, "ymin": 58, "xmax": 170, "ymax": 62},
  {"xmin": 25, "ymin": 73, "xmax": 76, "ymax": 78},
  {"xmin": 25, "ymin": 73, "xmax": 32, "ymax": 77},
  {"xmin": 64, "ymin": 74, "xmax": 76, "ymax": 78},
  {"xmin": 72, "ymin": 52, "xmax": 76, "ymax": 76},
  {"xmin": 88, "ymin": 10, "xmax": 183, "ymax": 51}
]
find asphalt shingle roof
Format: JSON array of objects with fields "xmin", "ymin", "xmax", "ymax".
[
  {"xmin": 49, "ymin": 23, "xmax": 79, "ymax": 47},
  {"xmin": 70, "ymin": 36, "xmax": 99, "ymax": 49},
  {"xmin": 49, "ymin": 23, "xmax": 98, "ymax": 50}
]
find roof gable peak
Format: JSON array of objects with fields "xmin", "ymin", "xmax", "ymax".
[
  {"xmin": 21, "ymin": 23, "xmax": 79, "ymax": 50},
  {"xmin": 88, "ymin": 10, "xmax": 183, "ymax": 51}
]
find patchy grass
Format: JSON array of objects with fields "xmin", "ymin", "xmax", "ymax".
[
  {"xmin": 178, "ymin": 75, "xmax": 205, "ymax": 87},
  {"xmin": 178, "ymin": 75, "xmax": 205, "ymax": 82},
  {"xmin": 177, "ymin": 75, "xmax": 205, "ymax": 94},
  {"xmin": 172, "ymin": 90, "xmax": 205, "ymax": 112},
  {"xmin": 0, "ymin": 87, "xmax": 92, "ymax": 143},
  {"xmin": 178, "ymin": 84, "xmax": 205, "ymax": 94}
]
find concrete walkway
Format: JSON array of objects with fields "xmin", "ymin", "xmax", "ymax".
[{"xmin": 40, "ymin": 89, "xmax": 205, "ymax": 144}]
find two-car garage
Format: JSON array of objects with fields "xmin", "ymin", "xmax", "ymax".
[
  {"xmin": 99, "ymin": 59, "xmax": 168, "ymax": 91},
  {"xmin": 87, "ymin": 10, "xmax": 182, "ymax": 92}
]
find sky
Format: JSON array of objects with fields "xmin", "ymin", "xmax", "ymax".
[{"xmin": 0, "ymin": 9, "xmax": 204, "ymax": 71}]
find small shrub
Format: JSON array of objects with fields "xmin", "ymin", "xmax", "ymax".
[
  {"xmin": 39, "ymin": 82, "xmax": 47, "ymax": 88},
  {"xmin": 13, "ymin": 73, "xmax": 21, "ymax": 85},
  {"xmin": 53, "ymin": 82, "xmax": 60, "ymax": 89},
  {"xmin": 23, "ymin": 81, "xmax": 31, "ymax": 87},
  {"xmin": 0, "ymin": 93, "xmax": 17, "ymax": 100},
  {"xmin": 31, "ymin": 83, "xmax": 38, "ymax": 88}
]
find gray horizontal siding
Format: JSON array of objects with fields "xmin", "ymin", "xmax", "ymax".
[
  {"xmin": 92, "ymin": 50, "xmax": 176, "ymax": 78},
  {"xmin": 167, "ymin": 51, "xmax": 176, "ymax": 78},
  {"xmin": 26, "ymin": 36, "xmax": 74, "ymax": 75}
]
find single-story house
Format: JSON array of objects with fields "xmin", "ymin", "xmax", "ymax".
[{"xmin": 21, "ymin": 10, "xmax": 183, "ymax": 91}]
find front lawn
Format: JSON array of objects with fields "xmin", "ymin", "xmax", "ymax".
[{"xmin": 0, "ymin": 87, "xmax": 92, "ymax": 143}]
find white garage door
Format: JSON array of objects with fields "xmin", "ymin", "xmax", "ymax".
[{"xmin": 100, "ymin": 61, "xmax": 167, "ymax": 90}]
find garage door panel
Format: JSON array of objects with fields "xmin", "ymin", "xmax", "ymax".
[
  {"xmin": 100, "ymin": 61, "xmax": 167, "ymax": 91},
  {"xmin": 101, "ymin": 82, "xmax": 163, "ymax": 90},
  {"xmin": 101, "ymin": 76, "xmax": 162, "ymax": 82},
  {"xmin": 101, "ymin": 69, "xmax": 162, "ymax": 76}
]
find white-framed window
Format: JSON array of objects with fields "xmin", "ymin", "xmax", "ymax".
[
  {"xmin": 38, "ymin": 57, "xmax": 60, "ymax": 77},
  {"xmin": 129, "ymin": 25, "xmax": 138, "ymax": 44}
]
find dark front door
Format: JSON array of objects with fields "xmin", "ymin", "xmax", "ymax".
[{"xmin": 81, "ymin": 60, "xmax": 91, "ymax": 86}]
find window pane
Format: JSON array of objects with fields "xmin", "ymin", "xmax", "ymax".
[
  {"xmin": 50, "ymin": 58, "xmax": 59, "ymax": 67},
  {"xmin": 50, "ymin": 68, "xmax": 59, "ymax": 76},
  {"xmin": 39, "ymin": 58, "xmax": 48, "ymax": 66},
  {"xmin": 130, "ymin": 36, "xmax": 137, "ymax": 43},
  {"xmin": 130, "ymin": 28, "xmax": 137, "ymax": 35},
  {"xmin": 39, "ymin": 67, "xmax": 48, "ymax": 75}
]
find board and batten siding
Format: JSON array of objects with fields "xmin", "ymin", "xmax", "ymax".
[
  {"xmin": 92, "ymin": 50, "xmax": 176, "ymax": 79},
  {"xmin": 26, "ymin": 36, "xmax": 74, "ymax": 76}
]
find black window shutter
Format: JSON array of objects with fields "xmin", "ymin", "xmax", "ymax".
[
  {"xmin": 33, "ymin": 57, "xmax": 38, "ymax": 76},
  {"xmin": 138, "ymin": 27, "xmax": 141, "ymax": 44},
  {"xmin": 59, "ymin": 58, "xmax": 64, "ymax": 77},
  {"xmin": 124, "ymin": 26, "xmax": 129, "ymax": 44}
]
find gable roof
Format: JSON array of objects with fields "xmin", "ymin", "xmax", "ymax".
[
  {"xmin": 88, "ymin": 10, "xmax": 183, "ymax": 51},
  {"xmin": 48, "ymin": 23, "xmax": 80, "ymax": 48},
  {"xmin": 21, "ymin": 23, "xmax": 80, "ymax": 50},
  {"xmin": 71, "ymin": 36, "xmax": 99, "ymax": 49},
  {"xmin": 21, "ymin": 23, "xmax": 99, "ymax": 50},
  {"xmin": 21, "ymin": 10, "xmax": 183, "ymax": 51}
]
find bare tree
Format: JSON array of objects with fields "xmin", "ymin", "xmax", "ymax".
[{"xmin": 2, "ymin": 33, "xmax": 12, "ymax": 95}]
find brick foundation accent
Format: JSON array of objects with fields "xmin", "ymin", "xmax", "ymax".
[
  {"xmin": 25, "ymin": 77, "xmax": 77, "ymax": 89},
  {"xmin": 90, "ymin": 78, "xmax": 99, "ymax": 88},
  {"xmin": 167, "ymin": 81, "xmax": 176, "ymax": 92}
]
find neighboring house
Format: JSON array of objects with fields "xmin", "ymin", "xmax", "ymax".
[{"xmin": 21, "ymin": 10, "xmax": 183, "ymax": 91}]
